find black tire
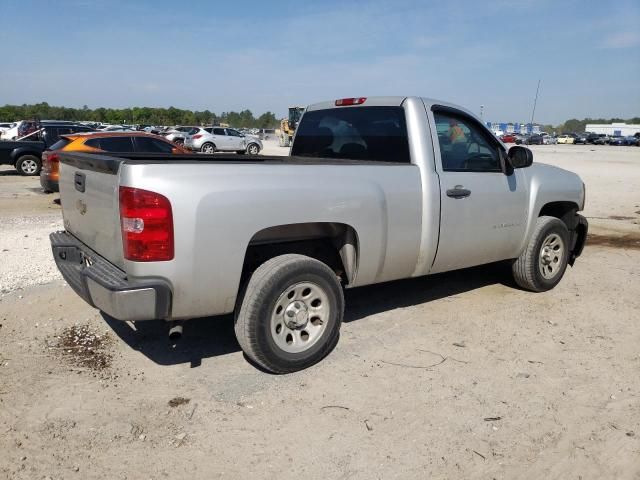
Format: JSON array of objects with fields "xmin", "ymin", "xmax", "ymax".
[
  {"xmin": 512, "ymin": 216, "xmax": 570, "ymax": 292},
  {"xmin": 235, "ymin": 254, "xmax": 344, "ymax": 374},
  {"xmin": 200, "ymin": 142, "xmax": 216, "ymax": 154},
  {"xmin": 16, "ymin": 155, "xmax": 41, "ymax": 176},
  {"xmin": 173, "ymin": 138, "xmax": 184, "ymax": 145},
  {"xmin": 246, "ymin": 143, "xmax": 260, "ymax": 155}
]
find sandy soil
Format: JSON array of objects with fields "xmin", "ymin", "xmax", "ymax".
[{"xmin": 0, "ymin": 145, "xmax": 639, "ymax": 479}]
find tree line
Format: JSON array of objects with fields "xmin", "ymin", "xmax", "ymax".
[{"xmin": 0, "ymin": 103, "xmax": 280, "ymax": 128}]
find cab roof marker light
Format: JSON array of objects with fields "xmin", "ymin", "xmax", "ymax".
[{"xmin": 335, "ymin": 97, "xmax": 367, "ymax": 106}]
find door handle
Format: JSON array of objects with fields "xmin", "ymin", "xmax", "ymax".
[{"xmin": 446, "ymin": 186, "xmax": 471, "ymax": 199}]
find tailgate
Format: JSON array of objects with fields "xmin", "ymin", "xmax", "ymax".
[{"xmin": 58, "ymin": 153, "xmax": 125, "ymax": 269}]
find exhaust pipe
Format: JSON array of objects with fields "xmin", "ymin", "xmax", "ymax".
[{"xmin": 168, "ymin": 321, "xmax": 184, "ymax": 341}]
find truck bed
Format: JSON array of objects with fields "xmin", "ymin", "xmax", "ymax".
[{"xmin": 57, "ymin": 150, "xmax": 424, "ymax": 318}]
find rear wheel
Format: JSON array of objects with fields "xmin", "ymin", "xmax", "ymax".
[
  {"xmin": 200, "ymin": 142, "xmax": 216, "ymax": 154},
  {"xmin": 512, "ymin": 216, "xmax": 570, "ymax": 292},
  {"xmin": 16, "ymin": 155, "xmax": 41, "ymax": 176},
  {"xmin": 235, "ymin": 254, "xmax": 344, "ymax": 373}
]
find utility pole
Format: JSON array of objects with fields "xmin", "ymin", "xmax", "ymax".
[{"xmin": 530, "ymin": 79, "xmax": 541, "ymax": 126}]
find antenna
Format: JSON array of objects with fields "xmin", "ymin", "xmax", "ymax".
[{"xmin": 530, "ymin": 79, "xmax": 541, "ymax": 126}]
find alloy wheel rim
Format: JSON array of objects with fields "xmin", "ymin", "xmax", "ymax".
[
  {"xmin": 22, "ymin": 159, "xmax": 37, "ymax": 174},
  {"xmin": 538, "ymin": 233, "xmax": 565, "ymax": 279}
]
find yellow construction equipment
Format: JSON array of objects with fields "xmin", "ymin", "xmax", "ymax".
[{"xmin": 279, "ymin": 106, "xmax": 305, "ymax": 147}]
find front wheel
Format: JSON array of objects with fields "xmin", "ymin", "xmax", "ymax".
[
  {"xmin": 16, "ymin": 155, "xmax": 41, "ymax": 176},
  {"xmin": 235, "ymin": 254, "xmax": 344, "ymax": 373},
  {"xmin": 246, "ymin": 143, "xmax": 260, "ymax": 155},
  {"xmin": 512, "ymin": 216, "xmax": 570, "ymax": 292}
]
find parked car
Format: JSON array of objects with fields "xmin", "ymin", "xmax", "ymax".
[
  {"xmin": 40, "ymin": 132, "xmax": 187, "ymax": 192},
  {"xmin": 499, "ymin": 133, "xmax": 516, "ymax": 143},
  {"xmin": 0, "ymin": 123, "xmax": 94, "ymax": 175},
  {"xmin": 185, "ymin": 127, "xmax": 263, "ymax": 154},
  {"xmin": 543, "ymin": 135, "xmax": 558, "ymax": 145},
  {"xmin": 0, "ymin": 122, "xmax": 15, "ymax": 139},
  {"xmin": 514, "ymin": 134, "xmax": 529, "ymax": 145},
  {"xmin": 525, "ymin": 134, "xmax": 545, "ymax": 145},
  {"xmin": 623, "ymin": 136, "xmax": 639, "ymax": 146},
  {"xmin": 593, "ymin": 134, "xmax": 609, "ymax": 145},
  {"xmin": 608, "ymin": 136, "xmax": 625, "ymax": 146},
  {"xmin": 574, "ymin": 133, "xmax": 599, "ymax": 145},
  {"xmin": 51, "ymin": 96, "xmax": 588, "ymax": 373},
  {"xmin": 164, "ymin": 126, "xmax": 199, "ymax": 144},
  {"xmin": 557, "ymin": 134, "xmax": 575, "ymax": 144}
]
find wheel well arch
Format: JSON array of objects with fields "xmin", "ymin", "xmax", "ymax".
[
  {"xmin": 11, "ymin": 150, "xmax": 41, "ymax": 163},
  {"xmin": 538, "ymin": 201, "xmax": 579, "ymax": 225},
  {"xmin": 241, "ymin": 222, "xmax": 359, "ymax": 286}
]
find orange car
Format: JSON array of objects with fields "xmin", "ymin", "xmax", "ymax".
[{"xmin": 40, "ymin": 131, "xmax": 187, "ymax": 193}]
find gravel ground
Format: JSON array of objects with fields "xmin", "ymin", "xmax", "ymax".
[
  {"xmin": 0, "ymin": 214, "xmax": 63, "ymax": 293},
  {"xmin": 0, "ymin": 144, "xmax": 639, "ymax": 479}
]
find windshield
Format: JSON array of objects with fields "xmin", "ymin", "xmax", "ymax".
[{"xmin": 291, "ymin": 106, "xmax": 410, "ymax": 163}]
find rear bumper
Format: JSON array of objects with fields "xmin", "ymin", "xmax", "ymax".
[
  {"xmin": 40, "ymin": 175, "xmax": 59, "ymax": 192},
  {"xmin": 50, "ymin": 231, "xmax": 171, "ymax": 321}
]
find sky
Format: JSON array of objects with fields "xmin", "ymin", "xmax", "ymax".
[{"xmin": 1, "ymin": 0, "xmax": 639, "ymax": 124}]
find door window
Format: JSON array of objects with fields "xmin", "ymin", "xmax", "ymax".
[
  {"xmin": 433, "ymin": 111, "xmax": 502, "ymax": 172},
  {"xmin": 85, "ymin": 136, "xmax": 135, "ymax": 152},
  {"xmin": 226, "ymin": 129, "xmax": 242, "ymax": 137},
  {"xmin": 212, "ymin": 128, "xmax": 226, "ymax": 135},
  {"xmin": 134, "ymin": 136, "xmax": 174, "ymax": 153}
]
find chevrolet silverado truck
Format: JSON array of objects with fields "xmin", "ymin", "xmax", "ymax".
[{"xmin": 50, "ymin": 96, "xmax": 588, "ymax": 373}]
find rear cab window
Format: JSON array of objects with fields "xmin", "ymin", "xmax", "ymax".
[{"xmin": 291, "ymin": 106, "xmax": 410, "ymax": 163}]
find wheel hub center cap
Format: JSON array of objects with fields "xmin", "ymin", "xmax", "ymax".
[
  {"xmin": 541, "ymin": 247, "xmax": 553, "ymax": 264},
  {"xmin": 284, "ymin": 301, "xmax": 309, "ymax": 329}
]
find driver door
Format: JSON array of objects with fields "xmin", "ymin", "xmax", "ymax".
[{"xmin": 429, "ymin": 108, "xmax": 529, "ymax": 274}]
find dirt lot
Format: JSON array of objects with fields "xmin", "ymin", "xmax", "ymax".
[{"xmin": 1, "ymin": 144, "xmax": 639, "ymax": 479}]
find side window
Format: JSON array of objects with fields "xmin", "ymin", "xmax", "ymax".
[
  {"xmin": 134, "ymin": 136, "xmax": 174, "ymax": 153},
  {"xmin": 91, "ymin": 136, "xmax": 135, "ymax": 152},
  {"xmin": 203, "ymin": 127, "xmax": 213, "ymax": 134},
  {"xmin": 212, "ymin": 128, "xmax": 226, "ymax": 135},
  {"xmin": 227, "ymin": 129, "xmax": 241, "ymax": 137},
  {"xmin": 84, "ymin": 138, "xmax": 101, "ymax": 149},
  {"xmin": 433, "ymin": 111, "xmax": 502, "ymax": 172}
]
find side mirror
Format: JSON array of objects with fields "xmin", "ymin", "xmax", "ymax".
[{"xmin": 508, "ymin": 145, "xmax": 533, "ymax": 169}]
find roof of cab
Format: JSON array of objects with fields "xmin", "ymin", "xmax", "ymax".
[{"xmin": 304, "ymin": 96, "xmax": 481, "ymax": 124}]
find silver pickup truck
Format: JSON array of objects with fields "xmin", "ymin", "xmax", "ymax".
[{"xmin": 50, "ymin": 96, "xmax": 588, "ymax": 373}]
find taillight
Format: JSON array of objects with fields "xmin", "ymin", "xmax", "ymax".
[
  {"xmin": 192, "ymin": 134, "xmax": 202, "ymax": 139},
  {"xmin": 48, "ymin": 152, "xmax": 60, "ymax": 178},
  {"xmin": 119, "ymin": 187, "xmax": 174, "ymax": 262},
  {"xmin": 335, "ymin": 97, "xmax": 367, "ymax": 106}
]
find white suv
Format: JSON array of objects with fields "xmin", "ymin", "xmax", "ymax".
[{"xmin": 185, "ymin": 127, "xmax": 263, "ymax": 154}]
